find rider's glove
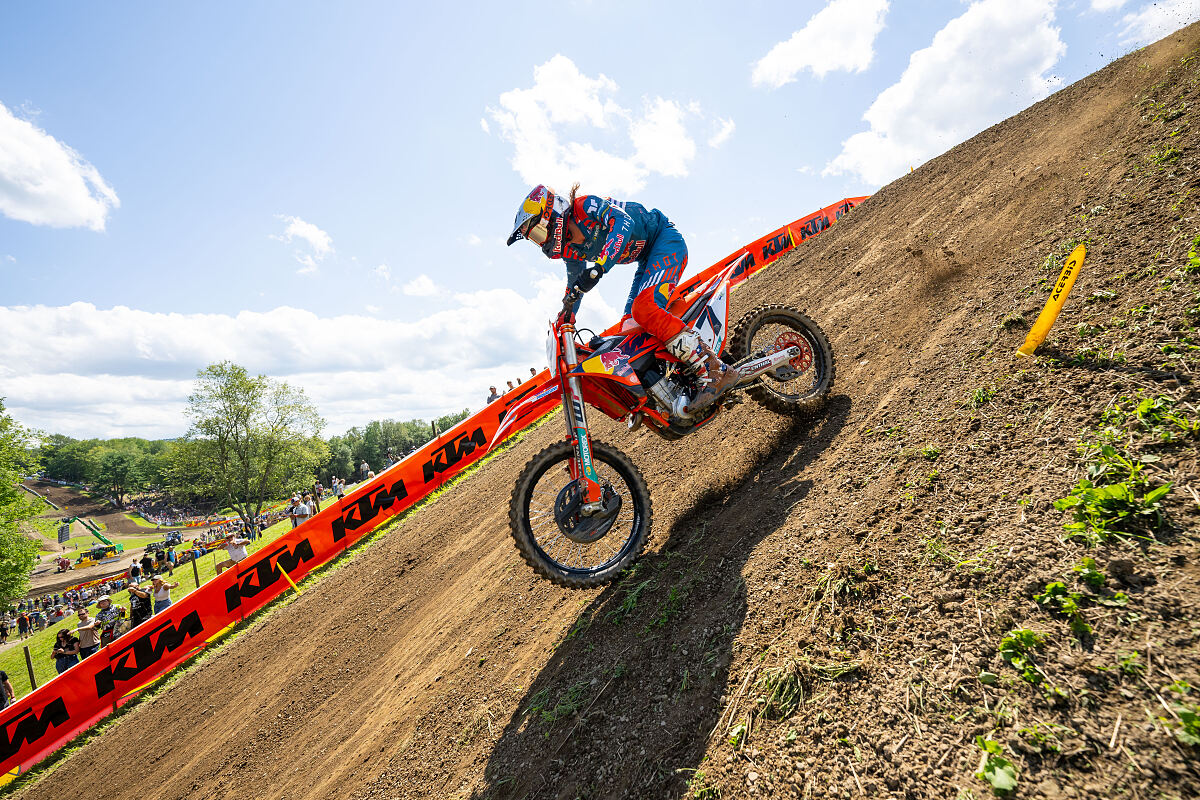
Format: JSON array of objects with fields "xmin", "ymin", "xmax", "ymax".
[
  {"xmin": 572, "ymin": 266, "xmax": 602, "ymax": 293},
  {"xmin": 558, "ymin": 287, "xmax": 578, "ymax": 325}
]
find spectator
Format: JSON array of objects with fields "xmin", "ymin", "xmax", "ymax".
[
  {"xmin": 366, "ymin": 470, "xmax": 375, "ymax": 479},
  {"xmin": 359, "ymin": 459, "xmax": 370, "ymax": 483},
  {"xmin": 286, "ymin": 496, "xmax": 299, "ymax": 528},
  {"xmin": 128, "ymin": 582, "xmax": 152, "ymax": 628},
  {"xmin": 51, "ymin": 629, "xmax": 80, "ymax": 675},
  {"xmin": 75, "ymin": 608, "xmax": 100, "ymax": 660},
  {"xmin": 129, "ymin": 559, "xmax": 141, "ymax": 582},
  {"xmin": 530, "ymin": 367, "xmax": 537, "ymax": 378},
  {"xmin": 167, "ymin": 546, "xmax": 177, "ymax": 573},
  {"xmin": 0, "ymin": 669, "xmax": 12, "ymax": 709},
  {"xmin": 0, "ymin": 616, "xmax": 7, "ymax": 644},
  {"xmin": 486, "ymin": 386, "xmax": 500, "ymax": 403},
  {"xmin": 16, "ymin": 612, "xmax": 29, "ymax": 640},
  {"xmin": 216, "ymin": 535, "xmax": 252, "ymax": 574},
  {"xmin": 94, "ymin": 594, "xmax": 121, "ymax": 637},
  {"xmin": 335, "ymin": 478, "xmax": 346, "ymax": 500},
  {"xmin": 150, "ymin": 576, "xmax": 179, "ymax": 614},
  {"xmin": 295, "ymin": 494, "xmax": 313, "ymax": 527},
  {"xmin": 311, "ymin": 482, "xmax": 321, "ymax": 512},
  {"xmin": 506, "ymin": 380, "xmax": 515, "ymax": 392},
  {"xmin": 385, "ymin": 448, "xmax": 396, "ymax": 467},
  {"xmin": 139, "ymin": 551, "xmax": 155, "ymax": 578}
]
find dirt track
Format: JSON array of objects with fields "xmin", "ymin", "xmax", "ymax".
[{"xmin": 16, "ymin": 25, "xmax": 1200, "ymax": 800}]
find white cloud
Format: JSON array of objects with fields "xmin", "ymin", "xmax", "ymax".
[
  {"xmin": 402, "ymin": 274, "xmax": 437, "ymax": 296},
  {"xmin": 708, "ymin": 118, "xmax": 736, "ymax": 148},
  {"xmin": 372, "ymin": 264, "xmax": 391, "ymax": 281},
  {"xmin": 479, "ymin": 117, "xmax": 490, "ymax": 134},
  {"xmin": 365, "ymin": 304, "xmax": 381, "ymax": 314},
  {"xmin": 1118, "ymin": 0, "xmax": 1200, "ymax": 46},
  {"xmin": 629, "ymin": 98, "xmax": 696, "ymax": 177},
  {"xmin": 824, "ymin": 0, "xmax": 1065, "ymax": 186},
  {"xmin": 0, "ymin": 272, "xmax": 621, "ymax": 439},
  {"xmin": 752, "ymin": 0, "xmax": 890, "ymax": 87},
  {"xmin": 1091, "ymin": 0, "xmax": 1126, "ymax": 10},
  {"xmin": 0, "ymin": 100, "xmax": 119, "ymax": 231},
  {"xmin": 485, "ymin": 55, "xmax": 720, "ymax": 195},
  {"xmin": 4, "ymin": 254, "xmax": 14, "ymax": 263},
  {"xmin": 466, "ymin": 233, "xmax": 482, "ymax": 246},
  {"xmin": 271, "ymin": 215, "xmax": 333, "ymax": 274}
]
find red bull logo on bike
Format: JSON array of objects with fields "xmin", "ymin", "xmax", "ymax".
[{"xmin": 581, "ymin": 350, "xmax": 630, "ymax": 377}]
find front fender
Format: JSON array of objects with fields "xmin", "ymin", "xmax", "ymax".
[{"xmin": 490, "ymin": 377, "xmax": 564, "ymax": 451}]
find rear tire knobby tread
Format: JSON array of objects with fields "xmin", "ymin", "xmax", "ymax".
[
  {"xmin": 508, "ymin": 440, "xmax": 652, "ymax": 589},
  {"xmin": 727, "ymin": 303, "xmax": 836, "ymax": 416}
]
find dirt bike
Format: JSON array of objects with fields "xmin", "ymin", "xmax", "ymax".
[{"xmin": 493, "ymin": 255, "xmax": 835, "ymax": 588}]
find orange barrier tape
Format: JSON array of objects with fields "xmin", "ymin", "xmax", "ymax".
[{"xmin": 0, "ymin": 196, "xmax": 864, "ymax": 779}]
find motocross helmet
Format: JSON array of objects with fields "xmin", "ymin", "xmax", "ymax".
[{"xmin": 507, "ymin": 184, "xmax": 570, "ymax": 258}]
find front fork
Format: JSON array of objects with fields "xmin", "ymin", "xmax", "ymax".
[{"xmin": 559, "ymin": 325, "xmax": 604, "ymax": 506}]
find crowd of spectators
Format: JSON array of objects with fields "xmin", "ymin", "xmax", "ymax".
[
  {"xmin": 486, "ymin": 367, "xmax": 539, "ymax": 404},
  {"xmin": 0, "ymin": 482, "xmax": 365, "ymax": 710}
]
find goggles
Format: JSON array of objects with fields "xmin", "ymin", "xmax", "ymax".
[{"xmin": 522, "ymin": 215, "xmax": 550, "ymax": 246}]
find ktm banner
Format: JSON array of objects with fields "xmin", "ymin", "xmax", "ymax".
[{"xmin": 0, "ymin": 197, "xmax": 863, "ymax": 780}]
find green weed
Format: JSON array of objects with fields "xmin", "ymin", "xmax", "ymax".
[
  {"xmin": 967, "ymin": 385, "xmax": 996, "ymax": 408},
  {"xmin": 1054, "ymin": 443, "xmax": 1171, "ymax": 545},
  {"xmin": 974, "ymin": 736, "xmax": 1018, "ymax": 796},
  {"xmin": 606, "ymin": 577, "xmax": 653, "ymax": 624},
  {"xmin": 1104, "ymin": 393, "xmax": 1200, "ymax": 442},
  {"xmin": 1017, "ymin": 722, "xmax": 1075, "ymax": 755},
  {"xmin": 1072, "ymin": 556, "xmax": 1105, "ymax": 589},
  {"xmin": 1033, "ymin": 582, "xmax": 1092, "ymax": 636},
  {"xmin": 920, "ymin": 445, "xmax": 941, "ymax": 461},
  {"xmin": 1163, "ymin": 681, "xmax": 1200, "ymax": 747},
  {"xmin": 1118, "ymin": 651, "xmax": 1146, "ymax": 677},
  {"xmin": 998, "ymin": 629, "xmax": 1047, "ymax": 686},
  {"xmin": 1186, "ymin": 234, "xmax": 1200, "ymax": 274},
  {"xmin": 687, "ymin": 771, "xmax": 722, "ymax": 800}
]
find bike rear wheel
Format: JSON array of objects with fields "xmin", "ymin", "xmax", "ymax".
[
  {"xmin": 509, "ymin": 440, "xmax": 652, "ymax": 589},
  {"xmin": 727, "ymin": 304, "xmax": 835, "ymax": 416}
]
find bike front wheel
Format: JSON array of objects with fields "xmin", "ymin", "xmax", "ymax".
[{"xmin": 509, "ymin": 440, "xmax": 652, "ymax": 589}]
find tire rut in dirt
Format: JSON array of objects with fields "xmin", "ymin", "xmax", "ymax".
[{"xmin": 508, "ymin": 439, "xmax": 651, "ymax": 589}]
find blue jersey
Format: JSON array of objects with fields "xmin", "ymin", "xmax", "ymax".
[{"xmin": 555, "ymin": 195, "xmax": 669, "ymax": 286}]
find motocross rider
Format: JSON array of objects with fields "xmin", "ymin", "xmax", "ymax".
[{"xmin": 507, "ymin": 184, "xmax": 738, "ymax": 412}]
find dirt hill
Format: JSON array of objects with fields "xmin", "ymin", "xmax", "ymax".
[{"xmin": 16, "ymin": 24, "xmax": 1200, "ymax": 800}]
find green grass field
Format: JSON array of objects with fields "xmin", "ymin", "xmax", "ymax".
[{"xmin": 1, "ymin": 515, "xmax": 297, "ymax": 699}]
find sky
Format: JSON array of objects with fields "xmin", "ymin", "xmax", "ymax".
[{"xmin": 2, "ymin": 0, "xmax": 1198, "ymax": 440}]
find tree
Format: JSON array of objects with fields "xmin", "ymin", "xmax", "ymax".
[
  {"xmin": 170, "ymin": 362, "xmax": 328, "ymax": 526},
  {"xmin": 0, "ymin": 399, "xmax": 40, "ymax": 608},
  {"xmin": 93, "ymin": 445, "xmax": 145, "ymax": 507}
]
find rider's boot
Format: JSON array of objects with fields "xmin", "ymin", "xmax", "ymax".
[{"xmin": 665, "ymin": 329, "xmax": 740, "ymax": 412}]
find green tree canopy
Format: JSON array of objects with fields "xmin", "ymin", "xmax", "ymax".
[
  {"xmin": 0, "ymin": 399, "xmax": 40, "ymax": 607},
  {"xmin": 169, "ymin": 362, "xmax": 328, "ymax": 526}
]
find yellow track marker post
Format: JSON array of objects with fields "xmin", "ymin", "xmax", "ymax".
[
  {"xmin": 1018, "ymin": 244, "xmax": 1086, "ymax": 356},
  {"xmin": 280, "ymin": 566, "xmax": 302, "ymax": 595}
]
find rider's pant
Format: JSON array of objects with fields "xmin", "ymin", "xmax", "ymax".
[{"xmin": 625, "ymin": 224, "xmax": 688, "ymax": 343}]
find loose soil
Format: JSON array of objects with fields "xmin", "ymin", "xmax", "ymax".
[{"xmin": 14, "ymin": 24, "xmax": 1200, "ymax": 800}]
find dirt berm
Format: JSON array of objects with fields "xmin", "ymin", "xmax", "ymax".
[{"xmin": 17, "ymin": 25, "xmax": 1200, "ymax": 800}]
